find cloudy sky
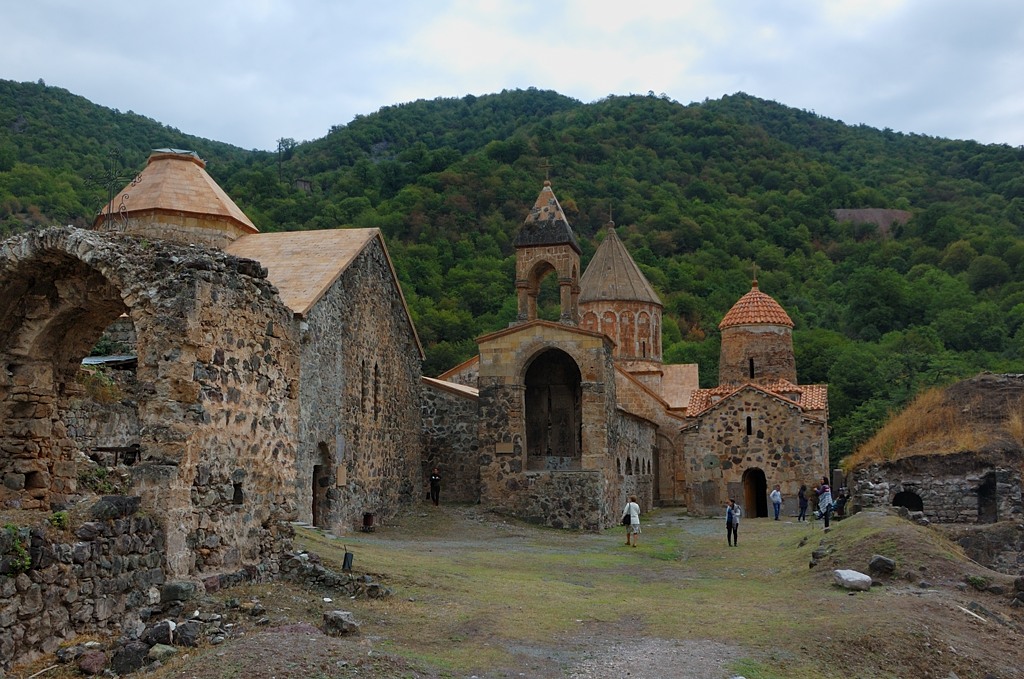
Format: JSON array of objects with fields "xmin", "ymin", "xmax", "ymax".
[{"xmin": 5, "ymin": 0, "xmax": 1024, "ymax": 151}]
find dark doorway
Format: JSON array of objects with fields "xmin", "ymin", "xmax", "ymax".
[
  {"xmin": 892, "ymin": 490, "xmax": 923, "ymax": 512},
  {"xmin": 978, "ymin": 472, "xmax": 998, "ymax": 524},
  {"xmin": 524, "ymin": 349, "xmax": 582, "ymax": 470},
  {"xmin": 312, "ymin": 442, "xmax": 331, "ymax": 528},
  {"xmin": 742, "ymin": 468, "xmax": 768, "ymax": 518}
]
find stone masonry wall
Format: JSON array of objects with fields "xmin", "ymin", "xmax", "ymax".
[
  {"xmin": 682, "ymin": 388, "xmax": 828, "ymax": 517},
  {"xmin": 719, "ymin": 325, "xmax": 796, "ymax": 386},
  {"xmin": 420, "ymin": 382, "xmax": 479, "ymax": 503},
  {"xmin": 477, "ymin": 323, "xmax": 623, "ymax": 529},
  {"xmin": 1, "ymin": 227, "xmax": 301, "ymax": 578},
  {"xmin": 297, "ymin": 235, "xmax": 422, "ymax": 532},
  {"xmin": 850, "ymin": 450, "xmax": 1023, "ymax": 523},
  {"xmin": 0, "ymin": 499, "xmax": 165, "ymax": 672},
  {"xmin": 611, "ymin": 410, "xmax": 655, "ymax": 514}
]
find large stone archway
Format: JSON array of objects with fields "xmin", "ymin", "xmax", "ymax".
[{"xmin": 0, "ymin": 227, "xmax": 301, "ymax": 576}]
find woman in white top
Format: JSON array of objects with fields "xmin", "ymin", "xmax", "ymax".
[{"xmin": 621, "ymin": 495, "xmax": 641, "ymax": 547}]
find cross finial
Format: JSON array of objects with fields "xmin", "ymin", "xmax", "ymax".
[
  {"xmin": 752, "ymin": 262, "xmax": 758, "ymax": 286},
  {"xmin": 539, "ymin": 159, "xmax": 553, "ymax": 181}
]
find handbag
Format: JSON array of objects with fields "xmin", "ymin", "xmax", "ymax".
[{"xmin": 622, "ymin": 514, "xmax": 630, "ymax": 526}]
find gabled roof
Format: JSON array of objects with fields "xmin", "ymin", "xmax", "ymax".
[
  {"xmin": 719, "ymin": 279, "xmax": 793, "ymax": 329},
  {"xmin": 421, "ymin": 376, "xmax": 478, "ymax": 399},
  {"xmin": 579, "ymin": 223, "xmax": 661, "ymax": 306},
  {"xmin": 513, "ymin": 181, "xmax": 581, "ymax": 254},
  {"xmin": 93, "ymin": 150, "xmax": 257, "ymax": 235},
  {"xmin": 476, "ymin": 318, "xmax": 610, "ymax": 346},
  {"xmin": 686, "ymin": 379, "xmax": 827, "ymax": 417},
  {"xmin": 225, "ymin": 228, "xmax": 424, "ymax": 358}
]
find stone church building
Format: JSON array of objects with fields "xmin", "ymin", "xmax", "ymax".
[
  {"xmin": 423, "ymin": 181, "xmax": 830, "ymax": 527},
  {"xmin": 1, "ymin": 152, "xmax": 829, "ymax": 581}
]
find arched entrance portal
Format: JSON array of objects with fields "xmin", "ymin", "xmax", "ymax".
[
  {"xmin": 977, "ymin": 472, "xmax": 998, "ymax": 524},
  {"xmin": 0, "ymin": 249, "xmax": 132, "ymax": 510},
  {"xmin": 524, "ymin": 349, "xmax": 582, "ymax": 470},
  {"xmin": 742, "ymin": 468, "xmax": 768, "ymax": 518},
  {"xmin": 892, "ymin": 490, "xmax": 923, "ymax": 512}
]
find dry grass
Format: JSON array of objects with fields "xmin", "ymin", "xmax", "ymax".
[
  {"xmin": 10, "ymin": 505, "xmax": 1024, "ymax": 679},
  {"xmin": 844, "ymin": 387, "xmax": 1013, "ymax": 470}
]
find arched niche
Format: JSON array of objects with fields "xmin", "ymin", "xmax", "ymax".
[{"xmin": 524, "ymin": 348, "xmax": 582, "ymax": 471}]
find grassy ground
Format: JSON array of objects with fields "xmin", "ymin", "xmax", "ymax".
[{"xmin": 10, "ymin": 504, "xmax": 1023, "ymax": 678}]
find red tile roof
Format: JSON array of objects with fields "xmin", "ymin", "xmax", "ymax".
[
  {"xmin": 686, "ymin": 380, "xmax": 827, "ymax": 417},
  {"xmin": 718, "ymin": 280, "xmax": 793, "ymax": 329}
]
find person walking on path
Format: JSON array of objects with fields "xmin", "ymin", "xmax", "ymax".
[
  {"xmin": 429, "ymin": 467, "xmax": 441, "ymax": 506},
  {"xmin": 725, "ymin": 499, "xmax": 741, "ymax": 546},
  {"xmin": 816, "ymin": 477, "xmax": 833, "ymax": 531},
  {"xmin": 770, "ymin": 484, "xmax": 783, "ymax": 520},
  {"xmin": 797, "ymin": 485, "xmax": 809, "ymax": 522},
  {"xmin": 622, "ymin": 495, "xmax": 641, "ymax": 547}
]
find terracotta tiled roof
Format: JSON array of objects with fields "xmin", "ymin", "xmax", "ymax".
[
  {"xmin": 686, "ymin": 380, "xmax": 827, "ymax": 417},
  {"xmin": 513, "ymin": 181, "xmax": 581, "ymax": 253},
  {"xmin": 94, "ymin": 150, "xmax": 257, "ymax": 234},
  {"xmin": 579, "ymin": 223, "xmax": 662, "ymax": 306},
  {"xmin": 718, "ymin": 280, "xmax": 793, "ymax": 329}
]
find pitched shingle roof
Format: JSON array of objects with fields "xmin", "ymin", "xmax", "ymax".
[
  {"xmin": 718, "ymin": 280, "xmax": 793, "ymax": 329},
  {"xmin": 513, "ymin": 181, "xmax": 581, "ymax": 253},
  {"xmin": 93, "ymin": 150, "xmax": 257, "ymax": 234},
  {"xmin": 579, "ymin": 223, "xmax": 661, "ymax": 306}
]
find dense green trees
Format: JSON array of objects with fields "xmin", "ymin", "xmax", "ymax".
[{"xmin": 1, "ymin": 80, "xmax": 1022, "ymax": 465}]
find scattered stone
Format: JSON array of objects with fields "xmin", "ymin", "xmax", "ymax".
[
  {"xmin": 110, "ymin": 640, "xmax": 150, "ymax": 675},
  {"xmin": 77, "ymin": 650, "xmax": 107, "ymax": 676},
  {"xmin": 868, "ymin": 555, "xmax": 896, "ymax": 576},
  {"xmin": 143, "ymin": 619, "xmax": 176, "ymax": 645},
  {"xmin": 175, "ymin": 619, "xmax": 202, "ymax": 647},
  {"xmin": 323, "ymin": 610, "xmax": 361, "ymax": 636},
  {"xmin": 148, "ymin": 643, "xmax": 178, "ymax": 662},
  {"xmin": 833, "ymin": 569, "xmax": 872, "ymax": 591},
  {"xmin": 161, "ymin": 581, "xmax": 198, "ymax": 603}
]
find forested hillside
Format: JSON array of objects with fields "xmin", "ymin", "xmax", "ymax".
[{"xmin": 2, "ymin": 79, "xmax": 1022, "ymax": 464}]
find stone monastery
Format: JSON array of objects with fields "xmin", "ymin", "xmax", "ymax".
[{"xmin": 0, "ymin": 149, "xmax": 829, "ymax": 579}]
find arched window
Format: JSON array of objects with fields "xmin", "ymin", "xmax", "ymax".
[
  {"xmin": 746, "ymin": 416, "xmax": 753, "ymax": 435},
  {"xmin": 748, "ymin": 358, "xmax": 755, "ymax": 379}
]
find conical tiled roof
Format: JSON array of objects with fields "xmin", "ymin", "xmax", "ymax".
[
  {"xmin": 579, "ymin": 223, "xmax": 661, "ymax": 305},
  {"xmin": 513, "ymin": 181, "xmax": 581, "ymax": 253},
  {"xmin": 718, "ymin": 280, "xmax": 793, "ymax": 329},
  {"xmin": 93, "ymin": 150, "xmax": 257, "ymax": 235}
]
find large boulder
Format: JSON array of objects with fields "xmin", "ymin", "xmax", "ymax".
[{"xmin": 833, "ymin": 569, "xmax": 873, "ymax": 591}]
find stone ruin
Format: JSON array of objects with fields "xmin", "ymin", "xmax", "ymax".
[
  {"xmin": 0, "ymin": 227, "xmax": 301, "ymax": 669},
  {"xmin": 849, "ymin": 373, "xmax": 1024, "ymax": 574}
]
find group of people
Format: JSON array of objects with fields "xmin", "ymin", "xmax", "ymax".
[
  {"xmin": 721, "ymin": 476, "xmax": 838, "ymax": 546},
  {"xmin": 432, "ymin": 467, "xmax": 841, "ymax": 549}
]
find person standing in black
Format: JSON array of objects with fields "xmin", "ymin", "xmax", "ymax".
[
  {"xmin": 797, "ymin": 485, "xmax": 809, "ymax": 522},
  {"xmin": 429, "ymin": 467, "xmax": 441, "ymax": 506}
]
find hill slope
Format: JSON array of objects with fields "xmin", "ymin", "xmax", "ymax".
[{"xmin": 2, "ymin": 80, "xmax": 1023, "ymax": 463}]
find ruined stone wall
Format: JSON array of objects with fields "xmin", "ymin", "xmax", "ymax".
[
  {"xmin": 0, "ymin": 502, "xmax": 166, "ymax": 672},
  {"xmin": 58, "ymin": 369, "xmax": 140, "ymax": 465},
  {"xmin": 1, "ymin": 227, "xmax": 301, "ymax": 578},
  {"xmin": 681, "ymin": 388, "xmax": 828, "ymax": 516},
  {"xmin": 420, "ymin": 382, "xmax": 479, "ymax": 503},
  {"xmin": 297, "ymin": 237, "xmax": 422, "ymax": 532},
  {"xmin": 850, "ymin": 451, "xmax": 1023, "ymax": 524},
  {"xmin": 718, "ymin": 325, "xmax": 796, "ymax": 386}
]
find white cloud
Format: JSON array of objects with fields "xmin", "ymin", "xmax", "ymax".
[{"xmin": 2, "ymin": 0, "xmax": 1023, "ymax": 148}]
